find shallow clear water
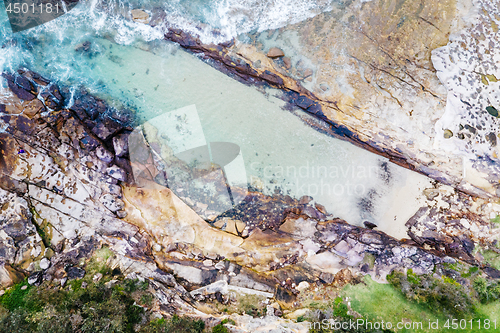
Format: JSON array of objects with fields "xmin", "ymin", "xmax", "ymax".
[{"xmin": 0, "ymin": 0, "xmax": 433, "ymax": 239}]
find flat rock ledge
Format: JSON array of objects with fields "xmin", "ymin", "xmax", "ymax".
[{"xmin": 160, "ymin": 0, "xmax": 500, "ymax": 201}]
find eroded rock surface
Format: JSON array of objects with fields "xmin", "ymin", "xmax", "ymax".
[
  {"xmin": 159, "ymin": 0, "xmax": 500, "ymax": 201},
  {"xmin": 1, "ymin": 67, "xmax": 500, "ymax": 330}
]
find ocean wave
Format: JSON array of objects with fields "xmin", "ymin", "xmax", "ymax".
[
  {"xmin": 87, "ymin": 0, "xmax": 335, "ymax": 44},
  {"xmin": 0, "ymin": 0, "xmax": 334, "ymax": 92}
]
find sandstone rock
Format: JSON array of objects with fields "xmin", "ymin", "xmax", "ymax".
[
  {"xmin": 2, "ymin": 73, "xmax": 36, "ymax": 101},
  {"xmin": 274, "ymin": 285, "xmax": 296, "ymax": 309},
  {"xmin": 22, "ymin": 99, "xmax": 45, "ymax": 118},
  {"xmin": 190, "ymin": 280, "xmax": 273, "ymax": 306},
  {"xmin": 267, "ymin": 47, "xmax": 284, "ymax": 58},
  {"xmin": 296, "ymin": 281, "xmax": 310, "ymax": 292},
  {"xmin": 0, "ymin": 188, "xmax": 45, "ymax": 269},
  {"xmin": 225, "ymin": 219, "xmax": 246, "ymax": 236},
  {"xmin": 314, "ymin": 203, "xmax": 326, "ymax": 214},
  {"xmin": 299, "ymin": 195, "xmax": 312, "ymax": 205},
  {"xmin": 214, "ymin": 261, "xmax": 225, "ymax": 270},
  {"xmin": 363, "ymin": 221, "xmax": 377, "ymax": 229},
  {"xmin": 71, "ymin": 92, "xmax": 105, "ymax": 120},
  {"xmin": 92, "ymin": 116, "xmax": 122, "ymax": 141},
  {"xmin": 0, "ymin": 262, "xmax": 24, "ymax": 288},
  {"xmin": 105, "ymin": 279, "xmax": 118, "ymax": 288},
  {"xmin": 318, "ymin": 272, "xmax": 334, "ymax": 284},
  {"xmin": 332, "ymin": 268, "xmax": 353, "ymax": 288},
  {"xmin": 229, "ymin": 314, "xmax": 309, "ymax": 332},
  {"xmin": 131, "ymin": 9, "xmax": 150, "ymax": 24},
  {"xmin": 423, "ymin": 189, "xmax": 440, "ymax": 201},
  {"xmin": 279, "ymin": 217, "xmax": 317, "ymax": 239},
  {"xmin": 266, "ymin": 305, "xmax": 275, "ymax": 317},
  {"xmin": 302, "ymin": 68, "xmax": 313, "ymax": 78},
  {"xmin": 116, "ymin": 210, "xmax": 128, "ymax": 219}
]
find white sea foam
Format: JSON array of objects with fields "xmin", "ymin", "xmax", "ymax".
[{"xmin": 84, "ymin": 0, "xmax": 335, "ymax": 44}]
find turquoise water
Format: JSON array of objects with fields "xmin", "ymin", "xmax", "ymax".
[{"xmin": 0, "ymin": 0, "xmax": 433, "ymax": 239}]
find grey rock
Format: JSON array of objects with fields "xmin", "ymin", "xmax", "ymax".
[
  {"xmin": 214, "ymin": 261, "xmax": 226, "ymax": 270},
  {"xmin": 66, "ymin": 266, "xmax": 85, "ymax": 280},
  {"xmin": 101, "ymin": 194, "xmax": 125, "ymax": 212},
  {"xmin": 93, "ymin": 273, "xmax": 103, "ymax": 283},
  {"xmin": 443, "ymin": 256, "xmax": 456, "ymax": 264},
  {"xmin": 116, "ymin": 210, "xmax": 128, "ymax": 219},
  {"xmin": 113, "ymin": 133, "xmax": 129, "ymax": 157},
  {"xmin": 96, "ymin": 146, "xmax": 114, "ymax": 163},
  {"xmin": 39, "ymin": 258, "xmax": 50, "ymax": 270},
  {"xmin": 319, "ymin": 272, "xmax": 334, "ymax": 284},
  {"xmin": 106, "ymin": 166, "xmax": 127, "ymax": 182},
  {"xmin": 28, "ymin": 271, "xmax": 43, "ymax": 285}
]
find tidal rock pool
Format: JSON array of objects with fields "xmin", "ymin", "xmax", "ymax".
[{"xmin": 0, "ymin": 0, "xmax": 435, "ymax": 239}]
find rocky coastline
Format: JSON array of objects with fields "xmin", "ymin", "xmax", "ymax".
[
  {"xmin": 0, "ymin": 67, "xmax": 500, "ymax": 331},
  {"xmin": 155, "ymin": 0, "xmax": 500, "ymax": 203}
]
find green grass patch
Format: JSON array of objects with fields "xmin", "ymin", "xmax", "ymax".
[
  {"xmin": 0, "ymin": 247, "xmax": 210, "ymax": 333},
  {"xmin": 343, "ymin": 275, "xmax": 440, "ymax": 333},
  {"xmin": 0, "ymin": 280, "xmax": 33, "ymax": 311},
  {"xmin": 342, "ymin": 274, "xmax": 500, "ymax": 333},
  {"xmin": 481, "ymin": 250, "xmax": 500, "ymax": 270},
  {"xmin": 211, "ymin": 323, "xmax": 229, "ymax": 333},
  {"xmin": 490, "ymin": 215, "xmax": 500, "ymax": 224},
  {"xmin": 214, "ymin": 293, "xmax": 266, "ymax": 317},
  {"xmin": 140, "ymin": 315, "xmax": 205, "ymax": 333},
  {"xmin": 387, "ymin": 270, "xmax": 474, "ymax": 318}
]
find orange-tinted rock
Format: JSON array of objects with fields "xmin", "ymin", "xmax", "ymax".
[
  {"xmin": 303, "ymin": 68, "xmax": 313, "ymax": 78},
  {"xmin": 267, "ymin": 47, "xmax": 285, "ymax": 58},
  {"xmin": 131, "ymin": 9, "xmax": 150, "ymax": 24}
]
